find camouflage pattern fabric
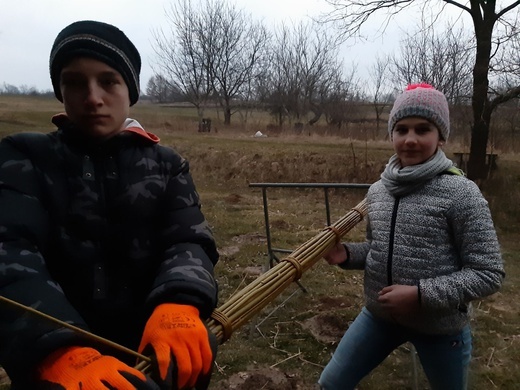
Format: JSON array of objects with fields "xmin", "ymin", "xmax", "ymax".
[{"xmin": 0, "ymin": 125, "xmax": 219, "ymax": 387}]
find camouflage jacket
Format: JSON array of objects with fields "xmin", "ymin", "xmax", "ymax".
[{"xmin": 0, "ymin": 118, "xmax": 219, "ymax": 385}]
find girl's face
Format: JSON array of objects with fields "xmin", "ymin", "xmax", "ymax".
[{"xmin": 392, "ymin": 117, "xmax": 444, "ymax": 167}]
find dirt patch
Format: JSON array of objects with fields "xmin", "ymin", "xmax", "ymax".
[
  {"xmin": 243, "ymin": 266, "xmax": 264, "ymax": 276},
  {"xmin": 219, "ymin": 232, "xmax": 267, "ymax": 257},
  {"xmin": 316, "ymin": 296, "xmax": 353, "ymax": 311},
  {"xmin": 225, "ymin": 193, "xmax": 242, "ymax": 204},
  {"xmin": 219, "ymin": 246, "xmax": 240, "ymax": 257},
  {"xmin": 271, "ymin": 219, "xmax": 291, "ymax": 230},
  {"xmin": 298, "ymin": 296, "xmax": 353, "ymax": 344},
  {"xmin": 232, "ymin": 232, "xmax": 266, "ymax": 244},
  {"xmin": 300, "ymin": 313, "xmax": 347, "ymax": 344},
  {"xmin": 210, "ymin": 366, "xmax": 320, "ymax": 390}
]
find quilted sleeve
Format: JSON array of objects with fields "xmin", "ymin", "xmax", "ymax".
[
  {"xmin": 419, "ymin": 179, "xmax": 504, "ymax": 311},
  {"xmin": 147, "ymin": 153, "xmax": 219, "ymax": 319},
  {"xmin": 0, "ymin": 136, "xmax": 89, "ymax": 376}
]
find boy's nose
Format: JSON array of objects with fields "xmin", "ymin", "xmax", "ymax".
[{"xmin": 84, "ymin": 83, "xmax": 103, "ymax": 105}]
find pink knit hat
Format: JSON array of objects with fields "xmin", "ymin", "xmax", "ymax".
[{"xmin": 388, "ymin": 83, "xmax": 450, "ymax": 140}]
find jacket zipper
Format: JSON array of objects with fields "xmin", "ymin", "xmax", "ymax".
[
  {"xmin": 92, "ymin": 153, "xmax": 108, "ymax": 299},
  {"xmin": 387, "ymin": 197, "xmax": 400, "ymax": 286}
]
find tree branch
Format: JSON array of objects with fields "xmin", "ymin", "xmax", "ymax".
[
  {"xmin": 322, "ymin": 0, "xmax": 415, "ymax": 39},
  {"xmin": 442, "ymin": 0, "xmax": 471, "ymax": 14},
  {"xmin": 490, "ymin": 85, "xmax": 520, "ymax": 110},
  {"xmin": 496, "ymin": 0, "xmax": 520, "ymax": 18}
]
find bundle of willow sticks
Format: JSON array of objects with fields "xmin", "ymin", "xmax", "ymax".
[{"xmin": 206, "ymin": 198, "xmax": 367, "ymax": 344}]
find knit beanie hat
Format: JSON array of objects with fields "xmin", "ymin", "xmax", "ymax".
[
  {"xmin": 49, "ymin": 20, "xmax": 141, "ymax": 105},
  {"xmin": 388, "ymin": 83, "xmax": 450, "ymax": 141}
]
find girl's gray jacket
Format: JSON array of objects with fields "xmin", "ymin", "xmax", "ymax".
[{"xmin": 343, "ymin": 173, "xmax": 504, "ymax": 335}]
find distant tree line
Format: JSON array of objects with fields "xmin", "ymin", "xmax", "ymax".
[
  {"xmin": 0, "ymin": 83, "xmax": 53, "ymax": 97},
  {"xmin": 148, "ymin": 0, "xmax": 365, "ymax": 127}
]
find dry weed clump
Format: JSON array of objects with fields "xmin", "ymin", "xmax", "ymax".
[{"xmin": 185, "ymin": 147, "xmax": 385, "ymax": 186}]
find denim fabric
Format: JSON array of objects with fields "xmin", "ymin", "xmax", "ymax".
[{"xmin": 319, "ymin": 307, "xmax": 472, "ymax": 390}]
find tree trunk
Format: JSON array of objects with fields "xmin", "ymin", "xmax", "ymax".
[
  {"xmin": 224, "ymin": 107, "xmax": 231, "ymax": 125},
  {"xmin": 277, "ymin": 111, "xmax": 283, "ymax": 127},
  {"xmin": 467, "ymin": 5, "xmax": 495, "ymax": 180},
  {"xmin": 308, "ymin": 109, "xmax": 322, "ymax": 126},
  {"xmin": 468, "ymin": 120, "xmax": 489, "ymax": 179},
  {"xmin": 196, "ymin": 106, "xmax": 204, "ymax": 122}
]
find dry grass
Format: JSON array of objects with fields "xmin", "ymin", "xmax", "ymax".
[{"xmin": 0, "ymin": 96, "xmax": 519, "ymax": 389}]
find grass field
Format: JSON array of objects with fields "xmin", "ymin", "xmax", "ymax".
[{"xmin": 0, "ymin": 95, "xmax": 519, "ymax": 389}]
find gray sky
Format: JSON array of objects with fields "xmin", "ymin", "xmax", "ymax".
[{"xmin": 0, "ymin": 0, "xmax": 393, "ymax": 92}]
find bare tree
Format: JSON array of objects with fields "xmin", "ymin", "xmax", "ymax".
[
  {"xmin": 368, "ymin": 55, "xmax": 394, "ymax": 138},
  {"xmin": 1, "ymin": 83, "xmax": 20, "ymax": 95},
  {"xmin": 389, "ymin": 20, "xmax": 473, "ymax": 104},
  {"xmin": 152, "ymin": 0, "xmax": 213, "ymax": 120},
  {"xmin": 322, "ymin": 67, "xmax": 362, "ymax": 129},
  {"xmin": 152, "ymin": 0, "xmax": 269, "ymax": 125},
  {"xmin": 198, "ymin": 0, "xmax": 269, "ymax": 125},
  {"xmin": 262, "ymin": 22, "xmax": 353, "ymax": 127},
  {"xmin": 259, "ymin": 24, "xmax": 308, "ymax": 126},
  {"xmin": 146, "ymin": 75, "xmax": 182, "ymax": 103},
  {"xmin": 322, "ymin": 0, "xmax": 520, "ymax": 180}
]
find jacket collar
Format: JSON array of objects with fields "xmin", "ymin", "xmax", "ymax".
[{"xmin": 51, "ymin": 113, "xmax": 160, "ymax": 144}]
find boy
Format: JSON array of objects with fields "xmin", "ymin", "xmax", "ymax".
[{"xmin": 0, "ymin": 20, "xmax": 219, "ymax": 389}]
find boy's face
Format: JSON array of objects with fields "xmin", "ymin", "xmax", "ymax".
[
  {"xmin": 392, "ymin": 117, "xmax": 443, "ymax": 167},
  {"xmin": 60, "ymin": 57, "xmax": 130, "ymax": 140}
]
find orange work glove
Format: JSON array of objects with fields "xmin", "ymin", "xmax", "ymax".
[
  {"xmin": 138, "ymin": 303, "xmax": 214, "ymax": 390},
  {"xmin": 37, "ymin": 346, "xmax": 159, "ymax": 390}
]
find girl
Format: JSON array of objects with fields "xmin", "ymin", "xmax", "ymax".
[{"xmin": 318, "ymin": 84, "xmax": 504, "ymax": 390}]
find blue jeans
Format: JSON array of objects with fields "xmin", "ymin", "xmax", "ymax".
[{"xmin": 318, "ymin": 307, "xmax": 472, "ymax": 390}]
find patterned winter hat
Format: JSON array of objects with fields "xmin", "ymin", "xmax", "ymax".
[
  {"xmin": 388, "ymin": 83, "xmax": 450, "ymax": 140},
  {"xmin": 49, "ymin": 20, "xmax": 141, "ymax": 105}
]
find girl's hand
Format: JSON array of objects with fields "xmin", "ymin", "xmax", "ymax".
[
  {"xmin": 323, "ymin": 243, "xmax": 348, "ymax": 265},
  {"xmin": 377, "ymin": 285, "xmax": 420, "ymax": 316}
]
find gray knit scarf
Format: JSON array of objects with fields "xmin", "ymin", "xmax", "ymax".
[{"xmin": 380, "ymin": 149, "xmax": 453, "ymax": 196}]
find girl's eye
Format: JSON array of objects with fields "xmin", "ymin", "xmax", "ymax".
[{"xmin": 415, "ymin": 126, "xmax": 431, "ymax": 134}]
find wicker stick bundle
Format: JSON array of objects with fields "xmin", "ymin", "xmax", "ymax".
[
  {"xmin": 136, "ymin": 198, "xmax": 367, "ymax": 373},
  {"xmin": 206, "ymin": 198, "xmax": 367, "ymax": 344}
]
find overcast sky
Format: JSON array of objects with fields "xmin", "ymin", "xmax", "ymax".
[{"xmin": 0, "ymin": 0, "xmax": 395, "ymax": 92}]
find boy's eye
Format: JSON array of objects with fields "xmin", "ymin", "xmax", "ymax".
[
  {"xmin": 100, "ymin": 78, "xmax": 119, "ymax": 86},
  {"xmin": 61, "ymin": 77, "xmax": 84, "ymax": 87}
]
